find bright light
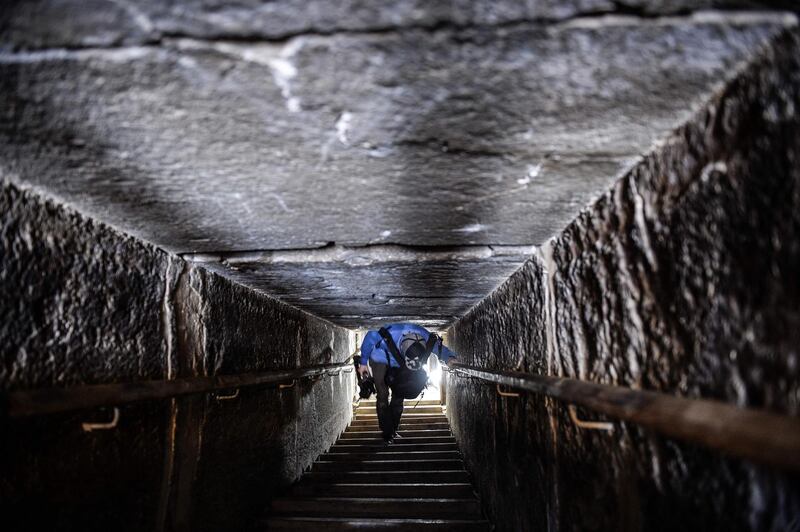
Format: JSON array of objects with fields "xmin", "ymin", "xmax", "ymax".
[{"xmin": 429, "ymin": 366, "xmax": 442, "ymax": 388}]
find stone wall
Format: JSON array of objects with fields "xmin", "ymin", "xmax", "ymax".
[
  {"xmin": 0, "ymin": 180, "xmax": 355, "ymax": 532},
  {"xmin": 446, "ymin": 27, "xmax": 800, "ymax": 532},
  {"xmin": 2, "ymin": 1, "xmax": 795, "ymax": 332},
  {"xmin": 1, "ymin": 1, "xmax": 795, "ymax": 49}
]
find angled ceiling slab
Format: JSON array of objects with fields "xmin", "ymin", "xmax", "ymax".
[{"xmin": 0, "ymin": 5, "xmax": 794, "ymax": 328}]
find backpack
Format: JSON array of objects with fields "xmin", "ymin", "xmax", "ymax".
[{"xmin": 378, "ymin": 327, "xmax": 439, "ymax": 399}]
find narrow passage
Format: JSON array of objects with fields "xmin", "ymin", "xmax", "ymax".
[{"xmin": 265, "ymin": 398, "xmax": 490, "ymax": 530}]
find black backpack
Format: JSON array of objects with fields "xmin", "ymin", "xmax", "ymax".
[{"xmin": 378, "ymin": 327, "xmax": 439, "ymax": 399}]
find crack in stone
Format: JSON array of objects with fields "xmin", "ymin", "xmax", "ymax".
[
  {"xmin": 148, "ymin": 7, "xmax": 800, "ymax": 45},
  {"xmin": 106, "ymin": 0, "xmax": 156, "ymax": 34},
  {"xmin": 3, "ymin": 9, "xmax": 793, "ymax": 54},
  {"xmin": 0, "ymin": 46, "xmax": 155, "ymax": 64},
  {"xmin": 182, "ymin": 243, "xmax": 537, "ymax": 266},
  {"xmin": 170, "ymin": 37, "xmax": 305, "ymax": 112},
  {"xmin": 389, "ymin": 138, "xmax": 511, "ymax": 158}
]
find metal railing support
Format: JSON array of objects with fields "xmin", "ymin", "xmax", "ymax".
[
  {"xmin": 496, "ymin": 384, "xmax": 521, "ymax": 398},
  {"xmin": 568, "ymin": 405, "xmax": 614, "ymax": 432},
  {"xmin": 214, "ymin": 389, "xmax": 240, "ymax": 400},
  {"xmin": 81, "ymin": 407, "xmax": 120, "ymax": 432}
]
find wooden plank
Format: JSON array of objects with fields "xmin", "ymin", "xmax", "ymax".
[
  {"xmin": 447, "ymin": 361, "xmax": 800, "ymax": 471},
  {"xmin": 3, "ymin": 362, "xmax": 353, "ymax": 418}
]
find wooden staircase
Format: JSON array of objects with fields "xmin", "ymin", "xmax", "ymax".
[{"xmin": 263, "ymin": 399, "xmax": 490, "ymax": 530}]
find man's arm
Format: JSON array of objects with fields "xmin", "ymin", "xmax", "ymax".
[
  {"xmin": 358, "ymin": 330, "xmax": 381, "ymax": 376},
  {"xmin": 436, "ymin": 342, "xmax": 457, "ymax": 364}
]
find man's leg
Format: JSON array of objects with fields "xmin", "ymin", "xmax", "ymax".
[
  {"xmin": 389, "ymin": 392, "xmax": 404, "ymax": 437},
  {"xmin": 369, "ymin": 361, "xmax": 393, "ymax": 442}
]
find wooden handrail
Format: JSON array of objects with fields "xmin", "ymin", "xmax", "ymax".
[
  {"xmin": 3, "ymin": 362, "xmax": 354, "ymax": 418},
  {"xmin": 446, "ymin": 361, "xmax": 800, "ymax": 471}
]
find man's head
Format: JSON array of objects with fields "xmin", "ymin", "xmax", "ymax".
[
  {"xmin": 404, "ymin": 342, "xmax": 427, "ymax": 361},
  {"xmin": 400, "ymin": 332, "xmax": 428, "ymax": 370}
]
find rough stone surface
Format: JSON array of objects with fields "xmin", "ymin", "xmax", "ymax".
[
  {"xmin": 445, "ymin": 258, "xmax": 553, "ymax": 531},
  {"xmin": 3, "ymin": 2, "xmax": 800, "ymax": 530},
  {"xmin": 1, "ymin": 14, "xmax": 787, "ymax": 252},
  {"xmin": 447, "ymin": 27, "xmax": 800, "ymax": 532},
  {"xmin": 193, "ymin": 373, "xmax": 353, "ymax": 532},
  {"xmin": 190, "ymin": 244, "xmax": 534, "ymax": 328},
  {"xmin": 0, "ymin": 181, "xmax": 355, "ymax": 532},
  {"xmin": 189, "ymin": 264, "xmax": 354, "ymax": 373},
  {"xmin": 170, "ymin": 264, "xmax": 355, "ymax": 531},
  {"xmin": 0, "ymin": 180, "xmax": 172, "ymax": 390},
  {"xmin": 1, "ymin": 1, "xmax": 793, "ymax": 49},
  {"xmin": 1, "ymin": 10, "xmax": 791, "ymax": 326},
  {"xmin": 547, "ymin": 30, "xmax": 800, "ymax": 416}
]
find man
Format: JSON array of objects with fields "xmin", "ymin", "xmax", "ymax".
[{"xmin": 357, "ymin": 322, "xmax": 457, "ymax": 443}]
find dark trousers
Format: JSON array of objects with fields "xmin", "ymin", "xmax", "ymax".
[{"xmin": 369, "ymin": 361, "xmax": 404, "ymax": 439}]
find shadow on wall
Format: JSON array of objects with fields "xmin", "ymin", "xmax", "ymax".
[
  {"xmin": 0, "ymin": 180, "xmax": 355, "ymax": 532},
  {"xmin": 0, "ymin": 339, "xmax": 353, "ymax": 532},
  {"xmin": 189, "ymin": 380, "xmax": 307, "ymax": 532},
  {"xmin": 0, "ymin": 59, "xmax": 241, "ymax": 252},
  {"xmin": 0, "ymin": 379, "xmax": 342, "ymax": 532},
  {"xmin": 446, "ymin": 28, "xmax": 800, "ymax": 532},
  {"xmin": 377, "ymin": 27, "xmax": 534, "ymax": 327}
]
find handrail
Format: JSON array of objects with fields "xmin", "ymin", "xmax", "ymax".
[
  {"xmin": 446, "ymin": 361, "xmax": 800, "ymax": 471},
  {"xmin": 3, "ymin": 361, "xmax": 354, "ymax": 419}
]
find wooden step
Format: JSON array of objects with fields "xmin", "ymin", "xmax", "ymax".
[
  {"xmin": 264, "ymin": 516, "xmax": 490, "ymax": 531},
  {"xmin": 323, "ymin": 450, "xmax": 460, "ymax": 462},
  {"xmin": 331, "ymin": 442, "xmax": 458, "ymax": 453},
  {"xmin": 266, "ymin": 398, "xmax": 488, "ymax": 530},
  {"xmin": 313, "ymin": 459, "xmax": 464, "ymax": 472},
  {"xmin": 355, "ymin": 405, "xmax": 442, "ymax": 415},
  {"xmin": 346, "ymin": 423, "xmax": 450, "ymax": 432},
  {"xmin": 355, "ymin": 411, "xmax": 445, "ymax": 418},
  {"xmin": 357, "ymin": 399, "xmax": 442, "ymax": 407},
  {"xmin": 337, "ymin": 435, "xmax": 456, "ymax": 445},
  {"xmin": 353, "ymin": 414, "xmax": 447, "ymax": 423},
  {"xmin": 350, "ymin": 416, "xmax": 448, "ymax": 427},
  {"xmin": 289, "ymin": 482, "xmax": 475, "ymax": 498},
  {"xmin": 340, "ymin": 429, "xmax": 451, "ymax": 439},
  {"xmin": 301, "ymin": 470, "xmax": 470, "ymax": 484},
  {"xmin": 270, "ymin": 497, "xmax": 482, "ymax": 519}
]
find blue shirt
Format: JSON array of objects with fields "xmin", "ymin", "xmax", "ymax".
[{"xmin": 359, "ymin": 323, "xmax": 456, "ymax": 368}]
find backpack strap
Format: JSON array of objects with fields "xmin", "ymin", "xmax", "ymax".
[
  {"xmin": 378, "ymin": 326, "xmax": 405, "ymax": 367},
  {"xmin": 372, "ymin": 335, "xmax": 386, "ymax": 364}
]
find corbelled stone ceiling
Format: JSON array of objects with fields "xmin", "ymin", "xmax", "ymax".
[{"xmin": 1, "ymin": 1, "xmax": 795, "ymax": 327}]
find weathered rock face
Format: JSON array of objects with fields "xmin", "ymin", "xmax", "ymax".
[
  {"xmin": 162, "ymin": 263, "xmax": 355, "ymax": 532},
  {"xmin": 445, "ymin": 259, "xmax": 553, "ymax": 531},
  {"xmin": 446, "ymin": 27, "xmax": 800, "ymax": 532},
  {"xmin": 1, "ymin": 11, "xmax": 786, "ymax": 252},
  {"xmin": 0, "ymin": 181, "xmax": 355, "ymax": 532},
  {"xmin": 0, "ymin": 1, "xmax": 760, "ymax": 49},
  {"xmin": 2, "ymin": 2, "xmax": 800, "ymax": 530},
  {"xmin": 1, "ymin": 3, "xmax": 793, "ymax": 326},
  {"xmin": 0, "ymin": 181, "xmax": 173, "ymax": 390},
  {"xmin": 1, "ymin": 1, "xmax": 794, "ymax": 49},
  {"xmin": 189, "ymin": 244, "xmax": 535, "ymax": 328}
]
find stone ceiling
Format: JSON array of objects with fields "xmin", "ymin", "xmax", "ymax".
[{"xmin": 0, "ymin": 1, "xmax": 794, "ymax": 328}]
